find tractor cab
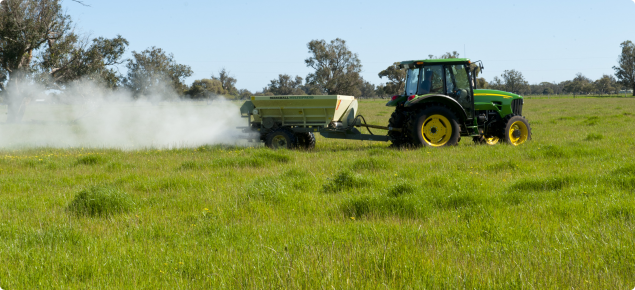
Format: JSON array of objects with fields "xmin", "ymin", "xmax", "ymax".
[{"xmin": 387, "ymin": 58, "xmax": 477, "ymax": 120}]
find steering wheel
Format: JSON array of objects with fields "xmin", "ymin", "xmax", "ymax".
[{"xmin": 453, "ymin": 89, "xmax": 468, "ymax": 100}]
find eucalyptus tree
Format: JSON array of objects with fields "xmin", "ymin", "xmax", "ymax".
[
  {"xmin": 0, "ymin": 0, "xmax": 69, "ymax": 121},
  {"xmin": 613, "ymin": 40, "xmax": 635, "ymax": 96},
  {"xmin": 378, "ymin": 62, "xmax": 405, "ymax": 96},
  {"xmin": 124, "ymin": 47, "xmax": 192, "ymax": 98},
  {"xmin": 305, "ymin": 38, "xmax": 362, "ymax": 96}
]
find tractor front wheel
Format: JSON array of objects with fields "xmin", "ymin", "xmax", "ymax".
[
  {"xmin": 265, "ymin": 128, "xmax": 298, "ymax": 149},
  {"xmin": 503, "ymin": 115, "xmax": 531, "ymax": 145},
  {"xmin": 411, "ymin": 106, "xmax": 461, "ymax": 147}
]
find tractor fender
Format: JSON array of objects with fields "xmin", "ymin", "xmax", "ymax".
[{"xmin": 404, "ymin": 94, "xmax": 467, "ymax": 121}]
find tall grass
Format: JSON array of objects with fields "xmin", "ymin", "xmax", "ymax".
[{"xmin": 0, "ymin": 98, "xmax": 634, "ymax": 288}]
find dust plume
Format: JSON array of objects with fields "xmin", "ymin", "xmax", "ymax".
[{"xmin": 0, "ymin": 81, "xmax": 249, "ymax": 149}]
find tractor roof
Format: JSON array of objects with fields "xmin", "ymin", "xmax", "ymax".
[{"xmin": 399, "ymin": 58, "xmax": 471, "ymax": 67}]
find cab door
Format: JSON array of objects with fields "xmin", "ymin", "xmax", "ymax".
[{"xmin": 444, "ymin": 64, "xmax": 474, "ymax": 119}]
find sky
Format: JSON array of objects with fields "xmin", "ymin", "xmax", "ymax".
[{"xmin": 65, "ymin": 0, "xmax": 635, "ymax": 93}]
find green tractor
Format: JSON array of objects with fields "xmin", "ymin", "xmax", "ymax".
[{"xmin": 385, "ymin": 58, "xmax": 531, "ymax": 147}]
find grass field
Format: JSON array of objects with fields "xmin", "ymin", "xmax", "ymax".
[{"xmin": 1, "ymin": 97, "xmax": 634, "ymax": 289}]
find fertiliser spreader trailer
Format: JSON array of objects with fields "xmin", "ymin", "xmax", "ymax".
[
  {"xmin": 239, "ymin": 95, "xmax": 391, "ymax": 149},
  {"xmin": 239, "ymin": 58, "xmax": 531, "ymax": 149}
]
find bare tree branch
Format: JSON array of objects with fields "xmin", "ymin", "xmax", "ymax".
[{"xmin": 71, "ymin": 0, "xmax": 90, "ymax": 7}]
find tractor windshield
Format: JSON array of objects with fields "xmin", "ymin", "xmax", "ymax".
[{"xmin": 404, "ymin": 68, "xmax": 420, "ymax": 95}]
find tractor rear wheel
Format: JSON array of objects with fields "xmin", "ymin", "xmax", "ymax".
[
  {"xmin": 388, "ymin": 109, "xmax": 411, "ymax": 147},
  {"xmin": 502, "ymin": 115, "xmax": 531, "ymax": 145},
  {"xmin": 295, "ymin": 132, "xmax": 316, "ymax": 150},
  {"xmin": 411, "ymin": 106, "xmax": 460, "ymax": 147},
  {"xmin": 265, "ymin": 128, "xmax": 298, "ymax": 149}
]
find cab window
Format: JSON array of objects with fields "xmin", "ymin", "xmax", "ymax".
[
  {"xmin": 445, "ymin": 64, "xmax": 471, "ymax": 95},
  {"xmin": 404, "ymin": 68, "xmax": 420, "ymax": 95},
  {"xmin": 418, "ymin": 65, "xmax": 443, "ymax": 95},
  {"xmin": 445, "ymin": 64, "xmax": 473, "ymax": 115}
]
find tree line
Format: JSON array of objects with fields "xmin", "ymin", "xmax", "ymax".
[{"xmin": 1, "ymin": 0, "xmax": 634, "ymax": 123}]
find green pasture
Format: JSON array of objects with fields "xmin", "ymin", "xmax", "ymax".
[{"xmin": 1, "ymin": 97, "xmax": 634, "ymax": 289}]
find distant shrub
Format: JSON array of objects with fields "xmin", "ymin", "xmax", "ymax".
[{"xmin": 67, "ymin": 186, "xmax": 133, "ymax": 217}]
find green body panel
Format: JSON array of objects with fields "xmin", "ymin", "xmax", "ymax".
[
  {"xmin": 403, "ymin": 93, "xmax": 443, "ymax": 107},
  {"xmin": 386, "ymin": 88, "xmax": 523, "ymax": 119},
  {"xmin": 473, "ymin": 89, "xmax": 522, "ymax": 118},
  {"xmin": 385, "ymin": 95, "xmax": 408, "ymax": 107}
]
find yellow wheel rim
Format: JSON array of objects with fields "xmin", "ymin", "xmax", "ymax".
[
  {"xmin": 421, "ymin": 114, "xmax": 452, "ymax": 147},
  {"xmin": 508, "ymin": 121, "xmax": 529, "ymax": 145},
  {"xmin": 485, "ymin": 136, "xmax": 499, "ymax": 145}
]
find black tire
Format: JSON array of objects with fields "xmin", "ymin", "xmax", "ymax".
[
  {"xmin": 502, "ymin": 115, "xmax": 531, "ymax": 145},
  {"xmin": 295, "ymin": 132, "xmax": 316, "ymax": 150},
  {"xmin": 473, "ymin": 136, "xmax": 500, "ymax": 145},
  {"xmin": 265, "ymin": 128, "xmax": 298, "ymax": 149},
  {"xmin": 387, "ymin": 109, "xmax": 411, "ymax": 147},
  {"xmin": 410, "ymin": 106, "xmax": 461, "ymax": 147}
]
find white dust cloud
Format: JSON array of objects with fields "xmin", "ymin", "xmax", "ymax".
[{"xmin": 0, "ymin": 81, "xmax": 249, "ymax": 149}]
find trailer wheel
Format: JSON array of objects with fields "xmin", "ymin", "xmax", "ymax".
[
  {"xmin": 295, "ymin": 132, "xmax": 316, "ymax": 150},
  {"xmin": 502, "ymin": 115, "xmax": 531, "ymax": 146},
  {"xmin": 265, "ymin": 128, "xmax": 298, "ymax": 149},
  {"xmin": 411, "ymin": 106, "xmax": 460, "ymax": 147}
]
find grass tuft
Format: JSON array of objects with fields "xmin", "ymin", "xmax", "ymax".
[
  {"xmin": 210, "ymin": 150, "xmax": 291, "ymax": 168},
  {"xmin": 604, "ymin": 205, "xmax": 632, "ymax": 221},
  {"xmin": 322, "ymin": 170, "xmax": 368, "ymax": 193},
  {"xmin": 75, "ymin": 155, "xmax": 104, "ymax": 166},
  {"xmin": 614, "ymin": 164, "xmax": 635, "ymax": 175},
  {"xmin": 246, "ymin": 177, "xmax": 287, "ymax": 202},
  {"xmin": 387, "ymin": 182, "xmax": 416, "ymax": 197},
  {"xmin": 180, "ymin": 160, "xmax": 203, "ymax": 170},
  {"xmin": 511, "ymin": 176, "xmax": 577, "ymax": 191},
  {"xmin": 583, "ymin": 116, "xmax": 599, "ymax": 126},
  {"xmin": 351, "ymin": 157, "xmax": 388, "ymax": 170},
  {"xmin": 340, "ymin": 196, "xmax": 419, "ymax": 218},
  {"xmin": 584, "ymin": 133, "xmax": 604, "ymax": 141},
  {"xmin": 433, "ymin": 192, "xmax": 482, "ymax": 209},
  {"xmin": 540, "ymin": 145, "xmax": 570, "ymax": 158},
  {"xmin": 486, "ymin": 160, "xmax": 519, "ymax": 171},
  {"xmin": 67, "ymin": 186, "xmax": 133, "ymax": 217}
]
